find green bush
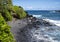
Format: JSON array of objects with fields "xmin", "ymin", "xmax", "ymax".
[
  {"xmin": 20, "ymin": 11, "xmax": 26, "ymax": 18},
  {"xmin": 2, "ymin": 9, "xmax": 12, "ymax": 21},
  {"xmin": 0, "ymin": 13, "xmax": 15, "ymax": 42},
  {"xmin": 12, "ymin": 6, "xmax": 27, "ymax": 19}
]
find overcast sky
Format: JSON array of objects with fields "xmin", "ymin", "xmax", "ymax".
[{"xmin": 12, "ymin": 0, "xmax": 60, "ymax": 10}]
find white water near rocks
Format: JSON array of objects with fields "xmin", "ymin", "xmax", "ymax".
[
  {"xmin": 25, "ymin": 10, "xmax": 60, "ymax": 42},
  {"xmin": 28, "ymin": 26, "xmax": 60, "ymax": 42},
  {"xmin": 17, "ymin": 18, "xmax": 60, "ymax": 42},
  {"xmin": 33, "ymin": 15, "xmax": 42, "ymax": 18},
  {"xmin": 43, "ymin": 19, "xmax": 60, "ymax": 27},
  {"xmin": 27, "ymin": 15, "xmax": 60, "ymax": 42},
  {"xmin": 33, "ymin": 15, "xmax": 60, "ymax": 27}
]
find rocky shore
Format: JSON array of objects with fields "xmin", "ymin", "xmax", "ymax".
[{"xmin": 7, "ymin": 16, "xmax": 57, "ymax": 42}]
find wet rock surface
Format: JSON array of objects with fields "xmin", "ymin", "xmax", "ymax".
[
  {"xmin": 15, "ymin": 25, "xmax": 60, "ymax": 42},
  {"xmin": 8, "ymin": 18, "xmax": 60, "ymax": 42}
]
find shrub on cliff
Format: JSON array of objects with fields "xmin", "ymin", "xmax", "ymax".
[
  {"xmin": 12, "ymin": 6, "xmax": 26, "ymax": 19},
  {"xmin": 0, "ymin": 13, "xmax": 15, "ymax": 42},
  {"xmin": 2, "ymin": 9, "xmax": 12, "ymax": 21}
]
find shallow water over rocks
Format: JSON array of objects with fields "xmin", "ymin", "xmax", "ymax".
[{"xmin": 16, "ymin": 23, "xmax": 60, "ymax": 42}]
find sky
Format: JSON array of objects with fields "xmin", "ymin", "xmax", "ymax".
[{"xmin": 12, "ymin": 0, "xmax": 60, "ymax": 10}]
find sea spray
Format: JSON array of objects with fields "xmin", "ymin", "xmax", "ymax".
[{"xmin": 43, "ymin": 19, "xmax": 60, "ymax": 27}]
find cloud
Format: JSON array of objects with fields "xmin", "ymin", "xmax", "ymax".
[{"xmin": 27, "ymin": 6, "xmax": 33, "ymax": 9}]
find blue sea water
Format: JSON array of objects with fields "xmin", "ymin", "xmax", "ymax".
[
  {"xmin": 27, "ymin": 10, "xmax": 60, "ymax": 20},
  {"xmin": 26, "ymin": 10, "xmax": 60, "ymax": 42},
  {"xmin": 27, "ymin": 10, "xmax": 60, "ymax": 27}
]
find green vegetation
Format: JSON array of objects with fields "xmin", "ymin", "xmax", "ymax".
[
  {"xmin": 0, "ymin": 0, "xmax": 27, "ymax": 42},
  {"xmin": 0, "ymin": 0, "xmax": 27, "ymax": 21},
  {"xmin": 0, "ymin": 13, "xmax": 15, "ymax": 42},
  {"xmin": 2, "ymin": 9, "xmax": 12, "ymax": 21},
  {"xmin": 12, "ymin": 6, "xmax": 26, "ymax": 19},
  {"xmin": 0, "ymin": 0, "xmax": 13, "ymax": 21}
]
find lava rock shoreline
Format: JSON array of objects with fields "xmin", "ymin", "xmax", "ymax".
[{"xmin": 8, "ymin": 16, "xmax": 56, "ymax": 42}]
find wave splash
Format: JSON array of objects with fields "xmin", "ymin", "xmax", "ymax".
[
  {"xmin": 43, "ymin": 19, "xmax": 60, "ymax": 27},
  {"xmin": 30, "ymin": 26, "xmax": 60, "ymax": 42},
  {"xmin": 33, "ymin": 15, "xmax": 60, "ymax": 27},
  {"xmin": 30, "ymin": 15, "xmax": 60, "ymax": 42},
  {"xmin": 33, "ymin": 15, "xmax": 42, "ymax": 18}
]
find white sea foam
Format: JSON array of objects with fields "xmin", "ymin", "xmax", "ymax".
[
  {"xmin": 33, "ymin": 29, "xmax": 58, "ymax": 42},
  {"xmin": 49, "ymin": 10, "xmax": 56, "ymax": 13},
  {"xmin": 33, "ymin": 15, "xmax": 42, "ymax": 18},
  {"xmin": 33, "ymin": 14, "xmax": 60, "ymax": 27},
  {"xmin": 43, "ymin": 19, "xmax": 60, "ymax": 27},
  {"xmin": 31, "ymin": 15, "xmax": 60, "ymax": 42}
]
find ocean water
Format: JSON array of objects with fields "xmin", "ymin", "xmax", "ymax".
[
  {"xmin": 27, "ymin": 10, "xmax": 60, "ymax": 27},
  {"xmin": 25, "ymin": 10, "xmax": 60, "ymax": 42}
]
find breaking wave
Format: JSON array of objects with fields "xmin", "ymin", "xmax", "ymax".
[
  {"xmin": 33, "ymin": 15, "xmax": 42, "ymax": 18},
  {"xmin": 43, "ymin": 19, "xmax": 60, "ymax": 27}
]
